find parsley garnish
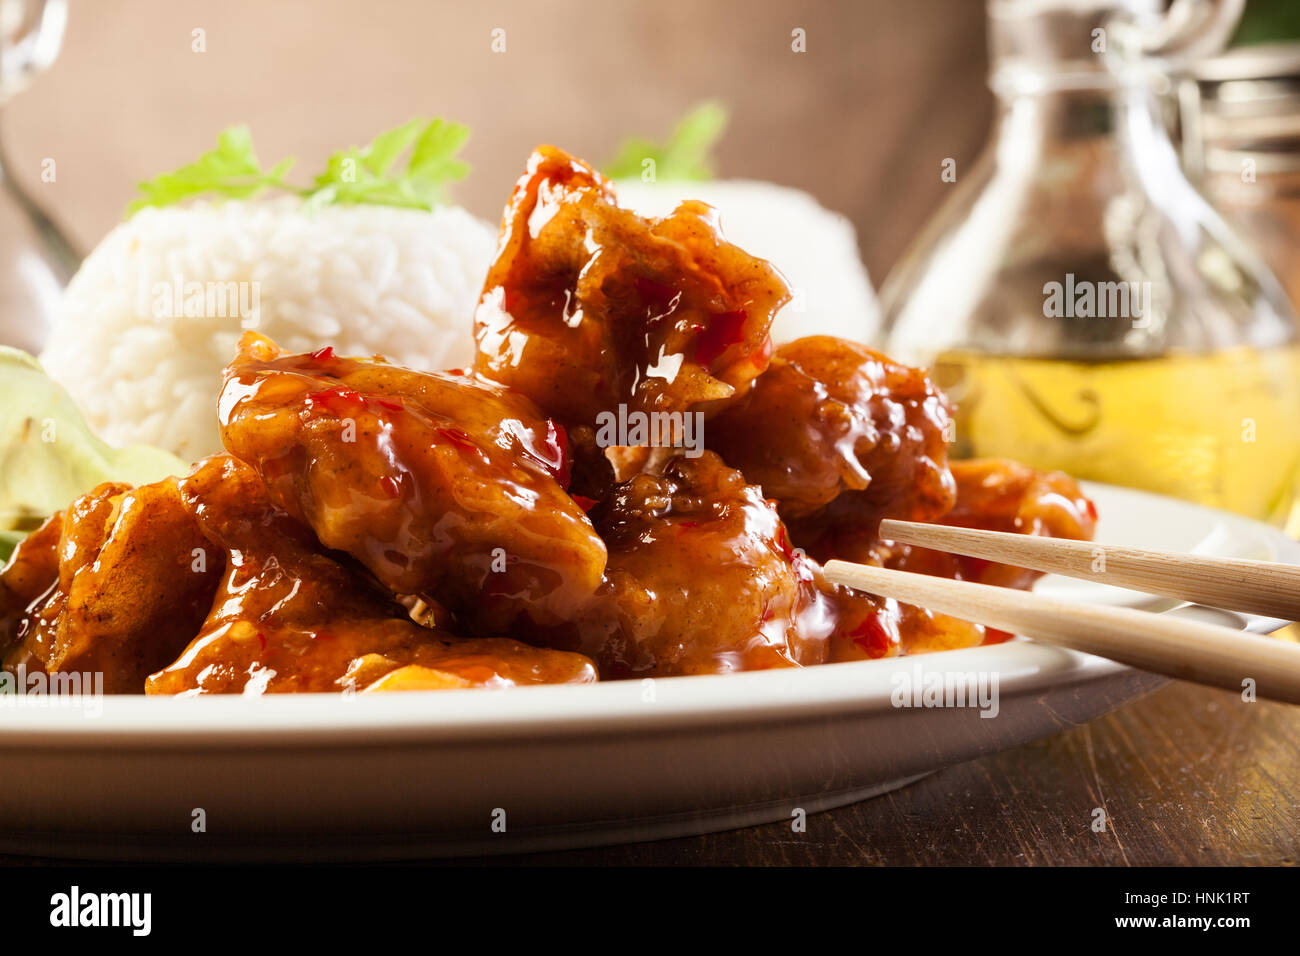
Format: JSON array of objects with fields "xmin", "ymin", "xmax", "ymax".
[
  {"xmin": 127, "ymin": 118, "xmax": 472, "ymax": 216},
  {"xmin": 604, "ymin": 101, "xmax": 729, "ymax": 181}
]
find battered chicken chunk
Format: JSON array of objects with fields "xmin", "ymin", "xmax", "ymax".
[
  {"xmin": 886, "ymin": 458, "xmax": 1098, "ymax": 590},
  {"xmin": 0, "ymin": 512, "xmax": 62, "ymax": 664},
  {"xmin": 147, "ymin": 456, "xmax": 598, "ymax": 695},
  {"xmin": 709, "ymin": 335, "xmax": 956, "ymax": 525},
  {"xmin": 2, "ymin": 479, "xmax": 222, "ymax": 692},
  {"xmin": 830, "ymin": 458, "xmax": 1099, "ymax": 659},
  {"xmin": 473, "ymin": 146, "xmax": 790, "ymax": 429},
  {"xmin": 525, "ymin": 451, "xmax": 838, "ymax": 677},
  {"xmin": 219, "ymin": 333, "xmax": 607, "ymax": 630}
]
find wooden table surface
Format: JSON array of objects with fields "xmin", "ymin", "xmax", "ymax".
[
  {"xmin": 474, "ymin": 679, "xmax": 1299, "ymax": 866},
  {"xmin": 1, "ymin": 678, "xmax": 1294, "ymax": 868}
]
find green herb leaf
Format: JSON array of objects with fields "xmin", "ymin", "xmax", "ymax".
[
  {"xmin": 127, "ymin": 126, "xmax": 298, "ymax": 215},
  {"xmin": 0, "ymin": 347, "xmax": 187, "ymax": 564},
  {"xmin": 126, "ymin": 118, "xmax": 472, "ymax": 216},
  {"xmin": 0, "ymin": 528, "xmax": 24, "ymax": 564},
  {"xmin": 312, "ymin": 117, "xmax": 472, "ymax": 211},
  {"xmin": 604, "ymin": 100, "xmax": 729, "ymax": 182}
]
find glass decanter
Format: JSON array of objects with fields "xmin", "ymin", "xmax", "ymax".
[
  {"xmin": 0, "ymin": 0, "xmax": 77, "ymax": 355},
  {"xmin": 881, "ymin": 0, "xmax": 1300, "ymax": 528}
]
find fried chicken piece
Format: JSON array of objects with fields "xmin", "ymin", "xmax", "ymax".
[
  {"xmin": 524, "ymin": 451, "xmax": 838, "ymax": 677},
  {"xmin": 473, "ymin": 146, "xmax": 790, "ymax": 430},
  {"xmin": 829, "ymin": 458, "xmax": 1098, "ymax": 658},
  {"xmin": 3, "ymin": 480, "xmax": 222, "ymax": 693},
  {"xmin": 827, "ymin": 597, "xmax": 1002, "ymax": 660},
  {"xmin": 218, "ymin": 333, "xmax": 607, "ymax": 631},
  {"xmin": 824, "ymin": 591, "xmax": 908, "ymax": 662},
  {"xmin": 814, "ymin": 552, "xmax": 1016, "ymax": 662},
  {"xmin": 0, "ymin": 512, "xmax": 62, "ymax": 665},
  {"xmin": 147, "ymin": 456, "xmax": 597, "ymax": 695},
  {"xmin": 709, "ymin": 336, "xmax": 956, "ymax": 527},
  {"xmin": 886, "ymin": 458, "xmax": 1098, "ymax": 591}
]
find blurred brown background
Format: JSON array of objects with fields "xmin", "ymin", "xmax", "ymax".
[{"xmin": 4, "ymin": 0, "xmax": 992, "ymax": 285}]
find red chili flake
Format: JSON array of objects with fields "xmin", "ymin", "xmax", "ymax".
[
  {"xmin": 309, "ymin": 346, "xmax": 335, "ymax": 362},
  {"xmin": 436, "ymin": 426, "xmax": 479, "ymax": 453},
  {"xmin": 542, "ymin": 419, "xmax": 572, "ymax": 488},
  {"xmin": 304, "ymin": 386, "xmax": 365, "ymax": 415},
  {"xmin": 847, "ymin": 614, "xmax": 892, "ymax": 658},
  {"xmin": 984, "ymin": 628, "xmax": 1015, "ymax": 645},
  {"xmin": 693, "ymin": 309, "xmax": 749, "ymax": 366},
  {"xmin": 775, "ymin": 525, "xmax": 796, "ymax": 562},
  {"xmin": 372, "ymin": 396, "xmax": 404, "ymax": 413},
  {"xmin": 502, "ymin": 286, "xmax": 523, "ymax": 318},
  {"xmin": 676, "ymin": 520, "xmax": 699, "ymax": 530},
  {"xmin": 1085, "ymin": 498, "xmax": 1098, "ymax": 522},
  {"xmin": 378, "ymin": 475, "xmax": 402, "ymax": 499},
  {"xmin": 572, "ymin": 494, "xmax": 598, "ymax": 512},
  {"xmin": 256, "ymin": 632, "xmax": 268, "ymax": 651}
]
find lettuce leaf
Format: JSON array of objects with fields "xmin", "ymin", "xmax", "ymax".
[{"xmin": 0, "ymin": 348, "xmax": 186, "ymax": 562}]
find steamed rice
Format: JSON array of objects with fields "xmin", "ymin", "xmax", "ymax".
[{"xmin": 41, "ymin": 199, "xmax": 496, "ymax": 459}]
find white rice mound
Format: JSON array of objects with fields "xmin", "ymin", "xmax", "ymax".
[
  {"xmin": 41, "ymin": 199, "xmax": 497, "ymax": 460},
  {"xmin": 615, "ymin": 178, "xmax": 880, "ymax": 346}
]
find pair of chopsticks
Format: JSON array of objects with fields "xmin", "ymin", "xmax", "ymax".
[{"xmin": 822, "ymin": 519, "xmax": 1300, "ymax": 705}]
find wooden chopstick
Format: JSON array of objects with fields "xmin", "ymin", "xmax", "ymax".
[
  {"xmin": 879, "ymin": 519, "xmax": 1300, "ymax": 623},
  {"xmin": 823, "ymin": 559, "xmax": 1300, "ymax": 705}
]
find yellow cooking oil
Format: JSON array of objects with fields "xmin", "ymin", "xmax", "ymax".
[{"xmin": 931, "ymin": 346, "xmax": 1300, "ymax": 532}]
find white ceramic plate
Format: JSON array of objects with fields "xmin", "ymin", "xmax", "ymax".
[{"xmin": 2, "ymin": 482, "xmax": 1297, "ymax": 861}]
